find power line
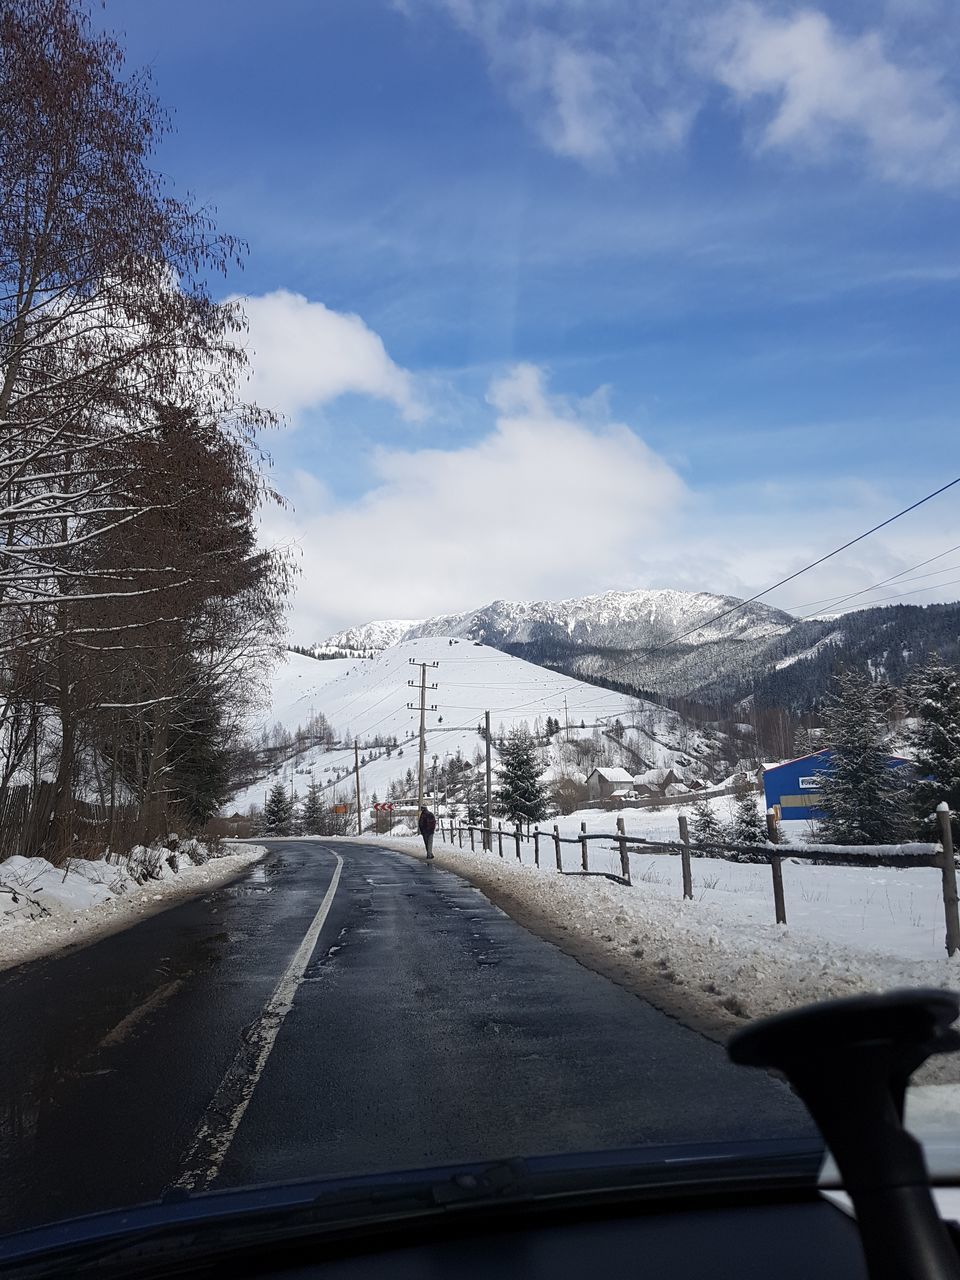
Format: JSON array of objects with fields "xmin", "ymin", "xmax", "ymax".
[
  {"xmin": 783, "ymin": 542, "xmax": 960, "ymax": 613},
  {"xmin": 792, "ymin": 564, "xmax": 960, "ymax": 620},
  {"xmin": 594, "ymin": 473, "xmax": 960, "ymax": 687},
  {"xmin": 800, "ymin": 573, "xmax": 960, "ymax": 614}
]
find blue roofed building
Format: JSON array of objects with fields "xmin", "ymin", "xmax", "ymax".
[{"xmin": 762, "ymin": 750, "xmax": 913, "ymax": 822}]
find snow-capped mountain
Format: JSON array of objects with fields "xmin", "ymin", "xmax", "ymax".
[
  {"xmin": 321, "ymin": 619, "xmax": 422, "ymax": 653},
  {"xmin": 313, "ymin": 592, "xmax": 960, "ymax": 708},
  {"xmin": 323, "ymin": 590, "xmax": 791, "ymax": 651},
  {"xmin": 315, "ymin": 589, "xmax": 796, "ymax": 697},
  {"xmin": 404, "ymin": 588, "xmax": 792, "ymax": 647}
]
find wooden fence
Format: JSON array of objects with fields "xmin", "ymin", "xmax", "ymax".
[{"xmin": 435, "ymin": 807, "xmax": 960, "ymax": 958}]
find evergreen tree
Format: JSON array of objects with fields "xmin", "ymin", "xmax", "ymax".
[
  {"xmin": 301, "ymin": 780, "xmax": 324, "ymax": 834},
  {"xmin": 816, "ymin": 669, "xmax": 910, "ymax": 844},
  {"xmin": 690, "ymin": 798, "xmax": 726, "ymax": 852},
  {"xmin": 263, "ymin": 782, "xmax": 293, "ymax": 836},
  {"xmin": 793, "ymin": 724, "xmax": 822, "ymax": 759},
  {"xmin": 908, "ymin": 655, "xmax": 960, "ymax": 841},
  {"xmin": 731, "ymin": 791, "xmax": 767, "ymax": 860},
  {"xmin": 496, "ymin": 727, "xmax": 548, "ymax": 824}
]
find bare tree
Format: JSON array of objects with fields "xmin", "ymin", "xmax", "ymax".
[{"xmin": 0, "ymin": 0, "xmax": 292, "ymax": 859}]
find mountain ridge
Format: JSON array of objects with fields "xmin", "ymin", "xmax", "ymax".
[{"xmin": 316, "ymin": 589, "xmax": 960, "ymax": 711}]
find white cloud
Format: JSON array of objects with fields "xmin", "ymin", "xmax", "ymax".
[
  {"xmin": 703, "ymin": 3, "xmax": 960, "ymax": 185},
  {"xmin": 403, "ymin": 0, "xmax": 960, "ymax": 186},
  {"xmin": 263, "ymin": 365, "xmax": 960, "ymax": 641},
  {"xmin": 231, "ymin": 289, "xmax": 423, "ymax": 423},
  {"xmin": 263, "ymin": 364, "xmax": 689, "ymax": 638},
  {"xmin": 405, "ymin": 0, "xmax": 700, "ymax": 167}
]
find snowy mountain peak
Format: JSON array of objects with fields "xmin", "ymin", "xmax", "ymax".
[
  {"xmin": 319, "ymin": 619, "xmax": 423, "ymax": 653},
  {"xmin": 318, "ymin": 588, "xmax": 795, "ymax": 657}
]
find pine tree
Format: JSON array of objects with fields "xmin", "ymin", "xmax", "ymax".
[
  {"xmin": 690, "ymin": 798, "xmax": 726, "ymax": 852},
  {"xmin": 731, "ymin": 791, "xmax": 767, "ymax": 860},
  {"xmin": 263, "ymin": 782, "xmax": 293, "ymax": 836},
  {"xmin": 301, "ymin": 780, "xmax": 323, "ymax": 834},
  {"xmin": 496, "ymin": 727, "xmax": 548, "ymax": 824},
  {"xmin": 909, "ymin": 655, "xmax": 960, "ymax": 842},
  {"xmin": 793, "ymin": 724, "xmax": 821, "ymax": 759},
  {"xmin": 816, "ymin": 669, "xmax": 910, "ymax": 844}
]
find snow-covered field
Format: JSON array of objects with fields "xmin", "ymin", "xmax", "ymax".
[
  {"xmin": 0, "ymin": 841, "xmax": 265, "ymax": 972},
  {"xmin": 232, "ymin": 639, "xmax": 719, "ymax": 812}
]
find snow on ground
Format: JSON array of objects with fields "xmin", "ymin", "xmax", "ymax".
[
  {"xmin": 544, "ymin": 799, "xmax": 947, "ymax": 959},
  {"xmin": 231, "ymin": 637, "xmax": 714, "ymax": 813},
  {"xmin": 0, "ymin": 841, "xmax": 265, "ymax": 972},
  {"xmin": 364, "ymin": 834, "xmax": 960, "ymax": 1081}
]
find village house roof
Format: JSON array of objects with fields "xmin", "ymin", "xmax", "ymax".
[{"xmin": 587, "ymin": 767, "xmax": 635, "ymax": 784}]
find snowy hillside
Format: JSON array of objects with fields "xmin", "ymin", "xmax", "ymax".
[
  {"xmin": 230, "ymin": 639, "xmax": 730, "ymax": 816},
  {"xmin": 252, "ymin": 651, "xmax": 354, "ymax": 730}
]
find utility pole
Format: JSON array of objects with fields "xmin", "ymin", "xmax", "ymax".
[
  {"xmin": 484, "ymin": 709, "xmax": 492, "ymax": 852},
  {"xmin": 407, "ymin": 660, "xmax": 438, "ymax": 819},
  {"xmin": 563, "ymin": 696, "xmax": 570, "ymax": 742},
  {"xmin": 354, "ymin": 740, "xmax": 362, "ymax": 836}
]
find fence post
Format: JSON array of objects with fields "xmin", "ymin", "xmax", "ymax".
[
  {"xmin": 533, "ymin": 826, "xmax": 540, "ymax": 867},
  {"xmin": 458, "ymin": 823, "xmax": 463, "ymax": 848},
  {"xmin": 469, "ymin": 825, "xmax": 475, "ymax": 852},
  {"xmin": 497, "ymin": 822, "xmax": 503, "ymax": 858},
  {"xmin": 553, "ymin": 823, "xmax": 562, "ymax": 871},
  {"xmin": 937, "ymin": 804, "xmax": 960, "ymax": 958},
  {"xmin": 678, "ymin": 815, "xmax": 693, "ymax": 901},
  {"xmin": 616, "ymin": 816, "xmax": 630, "ymax": 885},
  {"xmin": 766, "ymin": 809, "xmax": 787, "ymax": 926},
  {"xmin": 580, "ymin": 821, "xmax": 589, "ymax": 871},
  {"xmin": 514, "ymin": 824, "xmax": 522, "ymax": 861}
]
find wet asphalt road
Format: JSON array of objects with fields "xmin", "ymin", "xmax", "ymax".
[{"xmin": 0, "ymin": 840, "xmax": 813, "ymax": 1233}]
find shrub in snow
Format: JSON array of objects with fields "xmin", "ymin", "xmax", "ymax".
[{"xmin": 179, "ymin": 837, "xmax": 210, "ymax": 865}]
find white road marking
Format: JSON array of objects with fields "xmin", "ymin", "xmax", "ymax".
[
  {"xmin": 171, "ymin": 851, "xmax": 344, "ymax": 1192},
  {"xmin": 98, "ymin": 979, "xmax": 185, "ymax": 1050}
]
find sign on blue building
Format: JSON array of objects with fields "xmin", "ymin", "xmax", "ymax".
[{"xmin": 762, "ymin": 750, "xmax": 912, "ymax": 822}]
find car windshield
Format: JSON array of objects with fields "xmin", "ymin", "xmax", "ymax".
[{"xmin": 1, "ymin": 0, "xmax": 959, "ymax": 1245}]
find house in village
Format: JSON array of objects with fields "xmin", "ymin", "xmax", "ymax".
[
  {"xmin": 585, "ymin": 767, "xmax": 635, "ymax": 802},
  {"xmin": 632, "ymin": 766, "xmax": 683, "ymax": 797}
]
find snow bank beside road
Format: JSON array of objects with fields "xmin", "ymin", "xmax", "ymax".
[
  {"xmin": 369, "ymin": 835, "xmax": 960, "ymax": 1080},
  {"xmin": 0, "ymin": 841, "xmax": 266, "ymax": 972}
]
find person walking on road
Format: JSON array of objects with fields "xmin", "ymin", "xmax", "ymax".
[{"xmin": 418, "ymin": 806, "xmax": 436, "ymax": 859}]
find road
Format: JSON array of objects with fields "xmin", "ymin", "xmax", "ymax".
[{"xmin": 0, "ymin": 840, "xmax": 813, "ymax": 1234}]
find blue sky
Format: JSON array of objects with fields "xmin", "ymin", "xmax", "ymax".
[{"xmin": 97, "ymin": 0, "xmax": 960, "ymax": 639}]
